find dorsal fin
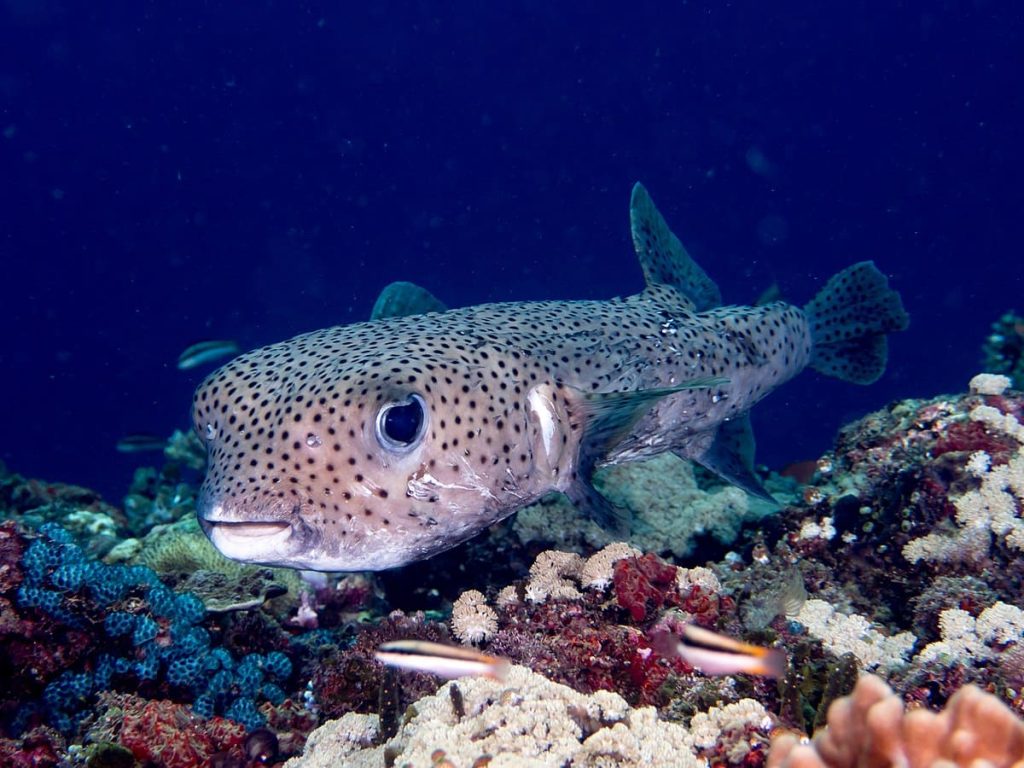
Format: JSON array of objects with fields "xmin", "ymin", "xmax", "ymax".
[
  {"xmin": 629, "ymin": 182, "xmax": 722, "ymax": 311},
  {"xmin": 370, "ymin": 281, "xmax": 448, "ymax": 320}
]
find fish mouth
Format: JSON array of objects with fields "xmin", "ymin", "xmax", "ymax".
[
  {"xmin": 203, "ymin": 520, "xmax": 292, "ymax": 538},
  {"xmin": 199, "ymin": 513, "xmax": 297, "ymax": 563}
]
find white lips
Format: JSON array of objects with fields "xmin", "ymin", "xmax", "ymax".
[{"xmin": 206, "ymin": 520, "xmax": 293, "ymax": 562}]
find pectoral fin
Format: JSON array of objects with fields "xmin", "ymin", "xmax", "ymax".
[
  {"xmin": 564, "ymin": 376, "xmax": 729, "ymax": 531},
  {"xmin": 573, "ymin": 377, "xmax": 728, "ymax": 457}
]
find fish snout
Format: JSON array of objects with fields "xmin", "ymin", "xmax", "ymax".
[{"xmin": 197, "ymin": 487, "xmax": 310, "ymax": 566}]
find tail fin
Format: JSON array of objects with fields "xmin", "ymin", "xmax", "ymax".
[{"xmin": 804, "ymin": 261, "xmax": 908, "ymax": 385}]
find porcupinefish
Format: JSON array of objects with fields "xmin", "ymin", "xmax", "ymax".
[{"xmin": 194, "ymin": 183, "xmax": 907, "ymax": 571}]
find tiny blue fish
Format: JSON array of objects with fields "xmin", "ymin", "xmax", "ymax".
[
  {"xmin": 177, "ymin": 339, "xmax": 241, "ymax": 370},
  {"xmin": 116, "ymin": 434, "xmax": 167, "ymax": 453}
]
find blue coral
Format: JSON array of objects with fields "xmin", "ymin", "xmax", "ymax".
[
  {"xmin": 104, "ymin": 611, "xmax": 136, "ymax": 637},
  {"xmin": 192, "ymin": 692, "xmax": 216, "ymax": 718},
  {"xmin": 174, "ymin": 592, "xmax": 207, "ymax": 625},
  {"xmin": 135, "ymin": 652, "xmax": 161, "ymax": 681},
  {"xmin": 94, "ymin": 655, "xmax": 115, "ymax": 689},
  {"xmin": 132, "ymin": 615, "xmax": 159, "ymax": 645},
  {"xmin": 168, "ymin": 625, "xmax": 211, "ymax": 658},
  {"xmin": 207, "ymin": 647, "xmax": 235, "ymax": 672},
  {"xmin": 17, "ymin": 523, "xmax": 295, "ymax": 734},
  {"xmin": 146, "ymin": 584, "xmax": 178, "ymax": 618},
  {"xmin": 37, "ymin": 522, "xmax": 74, "ymax": 544},
  {"xmin": 261, "ymin": 682, "xmax": 286, "ymax": 706},
  {"xmin": 167, "ymin": 656, "xmax": 205, "ymax": 687},
  {"xmin": 263, "ymin": 650, "xmax": 293, "ymax": 681},
  {"xmin": 235, "ymin": 657, "xmax": 265, "ymax": 698},
  {"xmin": 22, "ymin": 540, "xmax": 61, "ymax": 581},
  {"xmin": 224, "ymin": 696, "xmax": 265, "ymax": 731},
  {"xmin": 49, "ymin": 563, "xmax": 86, "ymax": 591},
  {"xmin": 207, "ymin": 669, "xmax": 234, "ymax": 695}
]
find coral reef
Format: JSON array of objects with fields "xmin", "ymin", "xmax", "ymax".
[
  {"xmin": 87, "ymin": 692, "xmax": 247, "ymax": 768},
  {"xmin": 768, "ymin": 673, "xmax": 1024, "ymax": 768},
  {"xmin": 729, "ymin": 377, "xmax": 1024, "ymax": 719},
  {"xmin": 286, "ymin": 664, "xmax": 774, "ymax": 768},
  {"xmin": 5, "ymin": 373, "xmax": 1024, "ymax": 766},
  {"xmin": 0, "ymin": 521, "xmax": 302, "ymax": 741},
  {"xmin": 0, "ymin": 464, "xmax": 127, "ymax": 559},
  {"xmin": 310, "ymin": 611, "xmax": 451, "ymax": 722}
]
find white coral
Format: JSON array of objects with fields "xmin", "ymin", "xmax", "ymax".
[
  {"xmin": 797, "ymin": 517, "xmax": 836, "ymax": 541},
  {"xmin": 284, "ymin": 665, "xmax": 709, "ymax": 768},
  {"xmin": 524, "ymin": 550, "xmax": 584, "ymax": 603},
  {"xmin": 903, "ymin": 380, "xmax": 1024, "ymax": 563},
  {"xmin": 690, "ymin": 698, "xmax": 773, "ymax": 749},
  {"xmin": 969, "ymin": 372, "xmax": 1013, "ymax": 396},
  {"xmin": 792, "ymin": 598, "xmax": 916, "ymax": 671},
  {"xmin": 917, "ymin": 601, "xmax": 1024, "ymax": 665},
  {"xmin": 580, "ymin": 542, "xmax": 641, "ymax": 591},
  {"xmin": 450, "ymin": 589, "xmax": 499, "ymax": 645},
  {"xmin": 675, "ymin": 566, "xmax": 721, "ymax": 596}
]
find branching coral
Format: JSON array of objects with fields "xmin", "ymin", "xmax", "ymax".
[
  {"xmin": 914, "ymin": 601, "xmax": 1024, "ymax": 666},
  {"xmin": 788, "ymin": 599, "xmax": 916, "ymax": 672},
  {"xmin": 450, "ymin": 589, "xmax": 498, "ymax": 645},
  {"xmin": 288, "ymin": 665, "xmax": 729, "ymax": 768},
  {"xmin": 903, "ymin": 399, "xmax": 1024, "ymax": 564},
  {"xmin": 767, "ymin": 673, "xmax": 1024, "ymax": 768}
]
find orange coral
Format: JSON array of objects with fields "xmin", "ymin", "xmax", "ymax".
[{"xmin": 768, "ymin": 674, "xmax": 1024, "ymax": 768}]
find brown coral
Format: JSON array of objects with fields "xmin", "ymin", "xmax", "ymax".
[{"xmin": 768, "ymin": 674, "xmax": 1024, "ymax": 768}]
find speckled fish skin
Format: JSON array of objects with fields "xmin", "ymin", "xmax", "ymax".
[{"xmin": 193, "ymin": 183, "xmax": 907, "ymax": 571}]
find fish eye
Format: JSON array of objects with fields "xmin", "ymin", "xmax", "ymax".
[{"xmin": 375, "ymin": 394, "xmax": 427, "ymax": 452}]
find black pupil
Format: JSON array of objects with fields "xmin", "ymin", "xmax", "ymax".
[{"xmin": 383, "ymin": 399, "xmax": 423, "ymax": 444}]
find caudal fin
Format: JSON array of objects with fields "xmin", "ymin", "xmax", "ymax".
[{"xmin": 804, "ymin": 262, "xmax": 908, "ymax": 385}]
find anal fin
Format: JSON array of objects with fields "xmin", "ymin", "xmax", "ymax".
[
  {"xmin": 565, "ymin": 479, "xmax": 631, "ymax": 537},
  {"xmin": 683, "ymin": 415, "xmax": 776, "ymax": 503}
]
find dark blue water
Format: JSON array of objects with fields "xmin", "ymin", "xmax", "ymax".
[{"xmin": 2, "ymin": 1, "xmax": 1020, "ymax": 501}]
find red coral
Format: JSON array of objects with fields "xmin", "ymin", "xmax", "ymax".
[
  {"xmin": 259, "ymin": 698, "xmax": 319, "ymax": 757},
  {"xmin": 624, "ymin": 637, "xmax": 684, "ymax": 704},
  {"xmin": 487, "ymin": 590, "xmax": 703, "ymax": 707},
  {"xmin": 0, "ymin": 726, "xmax": 62, "ymax": 768},
  {"xmin": 312, "ymin": 611, "xmax": 449, "ymax": 719},
  {"xmin": 982, "ymin": 394, "xmax": 1024, "ymax": 423},
  {"xmin": 932, "ymin": 421, "xmax": 1015, "ymax": 462},
  {"xmin": 0, "ymin": 521, "xmax": 25, "ymax": 593},
  {"xmin": 681, "ymin": 585, "xmax": 728, "ymax": 628},
  {"xmin": 613, "ymin": 554, "xmax": 680, "ymax": 622},
  {"xmin": 118, "ymin": 698, "xmax": 245, "ymax": 768}
]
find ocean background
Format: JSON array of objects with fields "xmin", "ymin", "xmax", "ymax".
[{"xmin": 1, "ymin": 1, "xmax": 1020, "ymax": 502}]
